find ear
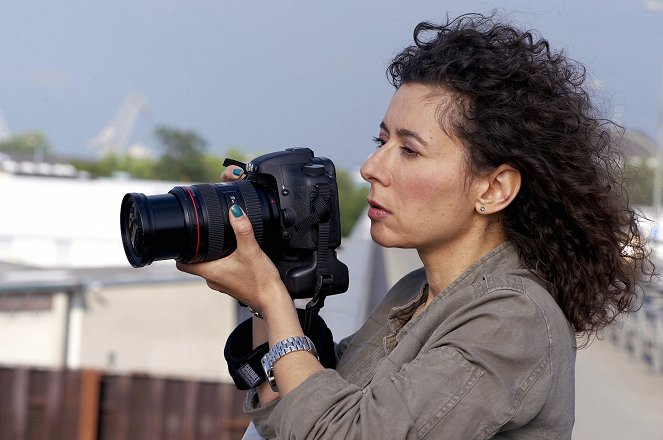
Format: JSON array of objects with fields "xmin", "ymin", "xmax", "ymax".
[{"xmin": 474, "ymin": 164, "xmax": 521, "ymax": 215}]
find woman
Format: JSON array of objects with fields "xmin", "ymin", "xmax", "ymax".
[{"xmin": 178, "ymin": 14, "xmax": 652, "ymax": 439}]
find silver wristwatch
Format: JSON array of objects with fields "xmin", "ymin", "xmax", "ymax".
[{"xmin": 261, "ymin": 336, "xmax": 319, "ymax": 392}]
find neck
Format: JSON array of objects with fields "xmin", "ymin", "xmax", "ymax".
[{"xmin": 419, "ymin": 223, "xmax": 506, "ymax": 298}]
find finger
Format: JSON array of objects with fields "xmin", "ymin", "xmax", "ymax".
[
  {"xmin": 220, "ymin": 166, "xmax": 244, "ymax": 182},
  {"xmin": 205, "ymin": 280, "xmax": 223, "ymax": 292},
  {"xmin": 177, "ymin": 260, "xmax": 224, "ymax": 287},
  {"xmin": 229, "ymin": 205, "xmax": 260, "ymax": 253},
  {"xmin": 176, "ymin": 261, "xmax": 201, "ymax": 276}
]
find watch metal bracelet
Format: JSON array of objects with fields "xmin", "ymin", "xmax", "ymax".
[{"xmin": 261, "ymin": 336, "xmax": 319, "ymax": 392}]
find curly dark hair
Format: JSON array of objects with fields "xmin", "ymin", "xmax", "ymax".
[{"xmin": 387, "ymin": 13, "xmax": 655, "ymax": 338}]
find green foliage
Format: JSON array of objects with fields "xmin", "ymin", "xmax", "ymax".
[
  {"xmin": 624, "ymin": 159, "xmax": 656, "ymax": 206},
  {"xmin": 154, "ymin": 126, "xmax": 215, "ymax": 182},
  {"xmin": 0, "ymin": 131, "xmax": 51, "ymax": 155},
  {"xmin": 71, "ymin": 153, "xmax": 159, "ymax": 179},
  {"xmin": 335, "ymin": 169, "xmax": 368, "ymax": 237}
]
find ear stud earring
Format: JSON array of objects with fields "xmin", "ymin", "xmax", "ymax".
[{"xmin": 479, "ymin": 206, "xmax": 486, "ymax": 212}]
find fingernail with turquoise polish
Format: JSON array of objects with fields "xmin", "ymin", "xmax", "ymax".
[
  {"xmin": 232, "ymin": 168, "xmax": 243, "ymax": 177},
  {"xmin": 231, "ymin": 205, "xmax": 243, "ymax": 218}
]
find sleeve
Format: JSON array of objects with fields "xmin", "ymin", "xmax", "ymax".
[
  {"xmin": 243, "ymin": 332, "xmax": 361, "ymax": 438},
  {"xmin": 243, "ymin": 389, "xmax": 279, "ymax": 439},
  {"xmin": 333, "ymin": 335, "xmax": 352, "ymax": 363},
  {"xmin": 264, "ymin": 289, "xmax": 554, "ymax": 439}
]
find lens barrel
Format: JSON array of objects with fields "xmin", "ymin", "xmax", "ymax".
[{"xmin": 120, "ymin": 180, "xmax": 279, "ymax": 267}]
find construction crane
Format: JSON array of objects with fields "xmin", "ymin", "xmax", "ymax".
[{"xmin": 88, "ymin": 94, "xmax": 149, "ymax": 156}]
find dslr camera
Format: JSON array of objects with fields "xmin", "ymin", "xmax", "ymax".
[{"xmin": 120, "ymin": 148, "xmax": 349, "ymax": 300}]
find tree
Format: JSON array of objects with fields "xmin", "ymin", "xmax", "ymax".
[
  {"xmin": 154, "ymin": 126, "xmax": 215, "ymax": 182},
  {"xmin": 623, "ymin": 157, "xmax": 656, "ymax": 206},
  {"xmin": 71, "ymin": 153, "xmax": 159, "ymax": 179},
  {"xmin": 0, "ymin": 131, "xmax": 51, "ymax": 156},
  {"xmin": 618, "ymin": 130, "xmax": 660, "ymax": 208},
  {"xmin": 335, "ymin": 169, "xmax": 369, "ymax": 237}
]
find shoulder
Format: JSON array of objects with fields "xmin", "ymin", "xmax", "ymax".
[
  {"xmin": 424, "ymin": 275, "xmax": 555, "ymax": 398},
  {"xmin": 456, "ymin": 272, "xmax": 575, "ymax": 368},
  {"xmin": 440, "ymin": 274, "xmax": 555, "ymax": 352},
  {"xmin": 471, "ymin": 272, "xmax": 572, "ymax": 337}
]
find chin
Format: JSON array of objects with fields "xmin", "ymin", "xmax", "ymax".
[{"xmin": 370, "ymin": 227, "xmax": 409, "ymax": 249}]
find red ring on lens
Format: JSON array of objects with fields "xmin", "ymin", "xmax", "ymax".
[{"xmin": 183, "ymin": 186, "xmax": 201, "ymax": 259}]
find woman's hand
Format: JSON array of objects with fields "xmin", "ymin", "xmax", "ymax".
[
  {"xmin": 177, "ymin": 203, "xmax": 289, "ymax": 314},
  {"xmin": 175, "ymin": 165, "xmax": 289, "ymax": 315}
]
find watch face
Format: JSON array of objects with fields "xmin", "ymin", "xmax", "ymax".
[
  {"xmin": 261, "ymin": 353, "xmax": 272, "ymax": 374},
  {"xmin": 261, "ymin": 352, "xmax": 278, "ymax": 392}
]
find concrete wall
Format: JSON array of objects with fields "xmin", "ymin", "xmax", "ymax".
[
  {"xmin": 77, "ymin": 279, "xmax": 235, "ymax": 381},
  {"xmin": 0, "ymin": 291, "xmax": 69, "ymax": 367},
  {"xmin": 0, "ymin": 276, "xmax": 237, "ymax": 382}
]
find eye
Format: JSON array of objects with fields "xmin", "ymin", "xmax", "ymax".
[
  {"xmin": 400, "ymin": 145, "xmax": 420, "ymax": 158},
  {"xmin": 372, "ymin": 136, "xmax": 386, "ymax": 148}
]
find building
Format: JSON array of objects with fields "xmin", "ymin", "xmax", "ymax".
[
  {"xmin": 0, "ymin": 172, "xmax": 240, "ymax": 381},
  {"xmin": 0, "ymin": 261, "xmax": 236, "ymax": 381}
]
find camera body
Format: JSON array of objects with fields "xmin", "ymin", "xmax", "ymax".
[
  {"xmin": 240, "ymin": 148, "xmax": 348, "ymax": 298},
  {"xmin": 120, "ymin": 147, "xmax": 349, "ymax": 299}
]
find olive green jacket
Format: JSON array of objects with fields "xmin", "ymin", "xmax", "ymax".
[{"xmin": 245, "ymin": 243, "xmax": 576, "ymax": 439}]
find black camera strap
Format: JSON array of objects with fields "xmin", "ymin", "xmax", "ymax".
[
  {"xmin": 222, "ymin": 158, "xmax": 247, "ymax": 171},
  {"xmin": 302, "ymin": 184, "xmax": 334, "ymax": 333},
  {"xmin": 225, "ymin": 309, "xmax": 337, "ymax": 390}
]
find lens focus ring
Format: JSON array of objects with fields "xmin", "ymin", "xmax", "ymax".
[
  {"xmin": 195, "ymin": 184, "xmax": 226, "ymax": 261},
  {"xmin": 235, "ymin": 180, "xmax": 263, "ymax": 243}
]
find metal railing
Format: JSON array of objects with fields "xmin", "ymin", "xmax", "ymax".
[{"xmin": 606, "ymin": 288, "xmax": 663, "ymax": 373}]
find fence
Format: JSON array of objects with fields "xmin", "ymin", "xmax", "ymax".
[
  {"xmin": 0, "ymin": 365, "xmax": 249, "ymax": 440},
  {"xmin": 607, "ymin": 289, "xmax": 663, "ymax": 373}
]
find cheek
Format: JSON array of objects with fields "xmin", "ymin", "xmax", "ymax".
[
  {"xmin": 401, "ymin": 179, "xmax": 444, "ymax": 214},
  {"xmin": 402, "ymin": 173, "xmax": 467, "ymax": 216}
]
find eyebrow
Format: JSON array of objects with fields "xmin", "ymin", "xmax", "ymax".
[{"xmin": 380, "ymin": 121, "xmax": 429, "ymax": 147}]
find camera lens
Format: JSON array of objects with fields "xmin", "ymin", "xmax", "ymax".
[{"xmin": 120, "ymin": 180, "xmax": 279, "ymax": 267}]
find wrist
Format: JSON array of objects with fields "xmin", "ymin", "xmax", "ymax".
[
  {"xmin": 252, "ymin": 316, "xmax": 268, "ymax": 348},
  {"xmin": 259, "ymin": 288, "xmax": 295, "ymax": 322}
]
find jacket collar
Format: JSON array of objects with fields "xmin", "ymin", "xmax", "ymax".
[{"xmin": 387, "ymin": 242, "xmax": 522, "ymax": 335}]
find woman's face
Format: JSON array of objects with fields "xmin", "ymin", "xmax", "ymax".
[{"xmin": 360, "ymin": 83, "xmax": 482, "ymax": 254}]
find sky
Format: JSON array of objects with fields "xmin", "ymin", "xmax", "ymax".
[{"xmin": 1, "ymin": 0, "xmax": 663, "ymax": 171}]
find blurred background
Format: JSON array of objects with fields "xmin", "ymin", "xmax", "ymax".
[{"xmin": 1, "ymin": 0, "xmax": 662, "ymax": 438}]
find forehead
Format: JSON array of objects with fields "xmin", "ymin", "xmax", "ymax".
[
  {"xmin": 385, "ymin": 84, "xmax": 458, "ymax": 131},
  {"xmin": 384, "ymin": 84, "xmax": 462, "ymax": 142}
]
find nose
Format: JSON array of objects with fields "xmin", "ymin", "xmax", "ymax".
[
  {"xmin": 359, "ymin": 142, "xmax": 398, "ymax": 186},
  {"xmin": 360, "ymin": 146, "xmax": 390, "ymax": 186}
]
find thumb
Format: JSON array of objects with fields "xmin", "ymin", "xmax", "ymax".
[{"xmin": 229, "ymin": 205, "xmax": 259, "ymax": 252}]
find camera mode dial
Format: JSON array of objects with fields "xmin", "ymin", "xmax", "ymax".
[{"xmin": 302, "ymin": 164, "xmax": 325, "ymax": 176}]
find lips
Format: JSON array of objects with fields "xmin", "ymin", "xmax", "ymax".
[
  {"xmin": 368, "ymin": 198, "xmax": 386, "ymax": 210},
  {"xmin": 367, "ymin": 198, "xmax": 390, "ymax": 220}
]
